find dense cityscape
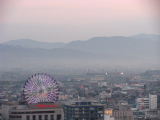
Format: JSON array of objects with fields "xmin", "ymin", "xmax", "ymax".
[
  {"xmin": 0, "ymin": 69, "xmax": 160, "ymax": 120},
  {"xmin": 1, "ymin": 0, "xmax": 160, "ymax": 120}
]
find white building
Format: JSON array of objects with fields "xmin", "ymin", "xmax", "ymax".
[
  {"xmin": 98, "ymin": 82, "xmax": 107, "ymax": 87},
  {"xmin": 149, "ymin": 94, "xmax": 157, "ymax": 110}
]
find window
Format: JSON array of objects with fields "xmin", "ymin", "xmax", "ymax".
[
  {"xmin": 26, "ymin": 115, "xmax": 30, "ymax": 120},
  {"xmin": 98, "ymin": 107, "xmax": 103, "ymax": 110},
  {"xmin": 57, "ymin": 114, "xmax": 61, "ymax": 120},
  {"xmin": 98, "ymin": 111, "xmax": 103, "ymax": 113},
  {"xmin": 89, "ymin": 107, "xmax": 94, "ymax": 110},
  {"xmin": 44, "ymin": 115, "xmax": 48, "ymax": 120},
  {"xmin": 51, "ymin": 115, "xmax": 54, "ymax": 120},
  {"xmin": 55, "ymin": 110, "xmax": 61, "ymax": 113},
  {"xmin": 38, "ymin": 115, "xmax": 42, "ymax": 120},
  {"xmin": 75, "ymin": 108, "xmax": 79, "ymax": 110},
  {"xmin": 32, "ymin": 115, "xmax": 36, "ymax": 120},
  {"xmin": 75, "ymin": 115, "xmax": 80, "ymax": 117}
]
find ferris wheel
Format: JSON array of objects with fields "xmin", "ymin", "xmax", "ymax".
[{"xmin": 24, "ymin": 73, "xmax": 59, "ymax": 104}]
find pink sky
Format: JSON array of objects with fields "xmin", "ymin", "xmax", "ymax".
[{"xmin": 0, "ymin": 0, "xmax": 160, "ymax": 42}]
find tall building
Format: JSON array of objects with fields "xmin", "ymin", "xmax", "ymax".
[
  {"xmin": 149, "ymin": 94, "xmax": 157, "ymax": 110},
  {"xmin": 63, "ymin": 102, "xmax": 104, "ymax": 120}
]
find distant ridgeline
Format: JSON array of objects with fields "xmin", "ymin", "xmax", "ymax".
[{"xmin": 0, "ymin": 33, "xmax": 160, "ymax": 70}]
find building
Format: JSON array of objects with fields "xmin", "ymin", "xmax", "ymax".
[
  {"xmin": 1, "ymin": 102, "xmax": 63, "ymax": 120},
  {"xmin": 132, "ymin": 110, "xmax": 145, "ymax": 120},
  {"xmin": 149, "ymin": 94, "xmax": 157, "ymax": 110},
  {"xmin": 98, "ymin": 82, "xmax": 107, "ymax": 87},
  {"xmin": 136, "ymin": 97, "xmax": 149, "ymax": 110},
  {"xmin": 63, "ymin": 102, "xmax": 104, "ymax": 120},
  {"xmin": 136, "ymin": 94, "xmax": 157, "ymax": 110},
  {"xmin": 112, "ymin": 105, "xmax": 133, "ymax": 120},
  {"xmin": 99, "ymin": 91, "xmax": 111, "ymax": 99},
  {"xmin": 145, "ymin": 110, "xmax": 159, "ymax": 120}
]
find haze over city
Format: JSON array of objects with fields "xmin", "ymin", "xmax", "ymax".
[
  {"xmin": 0, "ymin": 0, "xmax": 160, "ymax": 72},
  {"xmin": 1, "ymin": 1, "xmax": 160, "ymax": 120}
]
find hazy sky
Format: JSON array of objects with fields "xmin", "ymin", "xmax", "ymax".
[{"xmin": 0, "ymin": 0, "xmax": 160, "ymax": 43}]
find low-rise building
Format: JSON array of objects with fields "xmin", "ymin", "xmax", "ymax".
[
  {"xmin": 1, "ymin": 102, "xmax": 63, "ymax": 120},
  {"xmin": 112, "ymin": 105, "xmax": 133, "ymax": 120}
]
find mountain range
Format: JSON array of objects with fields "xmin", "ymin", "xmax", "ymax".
[{"xmin": 1, "ymin": 33, "xmax": 160, "ymax": 70}]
